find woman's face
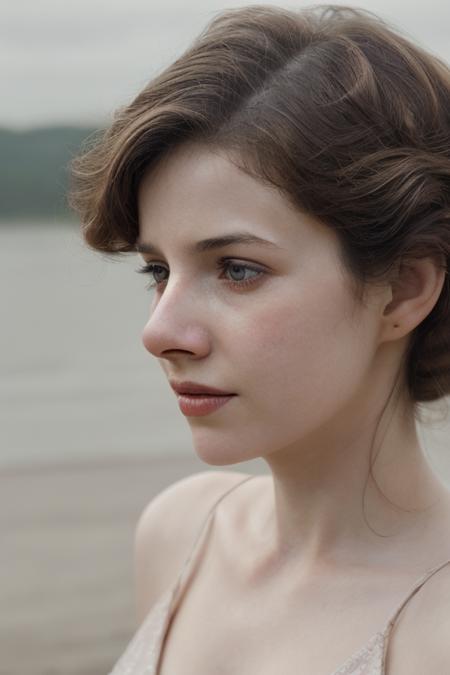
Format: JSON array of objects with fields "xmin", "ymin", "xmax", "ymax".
[{"xmin": 137, "ymin": 142, "xmax": 388, "ymax": 466}]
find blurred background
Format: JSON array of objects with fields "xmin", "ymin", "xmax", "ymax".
[{"xmin": 1, "ymin": 1, "xmax": 449, "ymax": 673}]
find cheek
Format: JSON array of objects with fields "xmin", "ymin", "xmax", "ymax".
[{"xmin": 238, "ymin": 288, "xmax": 369, "ymax": 413}]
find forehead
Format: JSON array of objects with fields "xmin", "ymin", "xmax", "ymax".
[
  {"xmin": 136, "ymin": 142, "xmax": 337, "ymax": 257},
  {"xmin": 138, "ymin": 142, "xmax": 296, "ymax": 223}
]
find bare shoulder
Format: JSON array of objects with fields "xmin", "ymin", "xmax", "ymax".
[{"xmin": 133, "ymin": 469, "xmax": 252, "ymax": 624}]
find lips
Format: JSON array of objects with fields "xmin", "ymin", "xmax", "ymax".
[
  {"xmin": 169, "ymin": 380, "xmax": 236, "ymax": 396},
  {"xmin": 176, "ymin": 392, "xmax": 236, "ymax": 416},
  {"xmin": 181, "ymin": 393, "xmax": 224, "ymax": 397}
]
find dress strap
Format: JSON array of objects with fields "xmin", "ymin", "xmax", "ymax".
[
  {"xmin": 165, "ymin": 473, "xmax": 257, "ymax": 617},
  {"xmin": 383, "ymin": 556, "xmax": 450, "ymax": 635}
]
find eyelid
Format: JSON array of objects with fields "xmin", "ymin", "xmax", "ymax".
[
  {"xmin": 138, "ymin": 254, "xmax": 268, "ymax": 267},
  {"xmin": 136, "ymin": 256, "xmax": 268, "ymax": 272},
  {"xmin": 136, "ymin": 257, "xmax": 267, "ymax": 273},
  {"xmin": 135, "ymin": 256, "xmax": 268, "ymax": 291}
]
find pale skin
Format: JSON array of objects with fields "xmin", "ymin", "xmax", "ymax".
[{"xmin": 136, "ymin": 141, "xmax": 450, "ymax": 673}]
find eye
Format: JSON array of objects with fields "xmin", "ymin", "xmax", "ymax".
[
  {"xmin": 135, "ymin": 258, "xmax": 266, "ymax": 291},
  {"xmin": 136, "ymin": 262, "xmax": 168, "ymax": 289},
  {"xmin": 216, "ymin": 259, "xmax": 265, "ymax": 288}
]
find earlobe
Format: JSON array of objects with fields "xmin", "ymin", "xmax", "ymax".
[{"xmin": 380, "ymin": 257, "xmax": 447, "ymax": 342}]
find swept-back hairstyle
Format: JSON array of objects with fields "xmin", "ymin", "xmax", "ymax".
[{"xmin": 69, "ymin": 3, "xmax": 450, "ymax": 407}]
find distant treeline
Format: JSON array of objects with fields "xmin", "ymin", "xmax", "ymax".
[{"xmin": 0, "ymin": 126, "xmax": 99, "ymax": 221}]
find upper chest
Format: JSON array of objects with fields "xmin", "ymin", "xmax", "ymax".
[
  {"xmin": 156, "ymin": 536, "xmax": 432, "ymax": 675},
  {"xmin": 157, "ymin": 585, "xmax": 384, "ymax": 675}
]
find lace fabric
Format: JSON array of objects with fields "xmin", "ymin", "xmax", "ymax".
[
  {"xmin": 108, "ymin": 588, "xmax": 174, "ymax": 675},
  {"xmin": 331, "ymin": 631, "xmax": 386, "ymax": 675}
]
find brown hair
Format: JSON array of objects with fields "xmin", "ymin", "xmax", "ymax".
[{"xmin": 69, "ymin": 3, "xmax": 450, "ymax": 408}]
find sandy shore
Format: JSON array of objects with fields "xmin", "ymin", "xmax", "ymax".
[{"xmin": 1, "ymin": 454, "xmax": 221, "ymax": 675}]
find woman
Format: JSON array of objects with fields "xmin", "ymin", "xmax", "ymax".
[{"xmin": 70, "ymin": 4, "xmax": 450, "ymax": 673}]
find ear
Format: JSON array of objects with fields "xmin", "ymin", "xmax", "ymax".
[{"xmin": 379, "ymin": 256, "xmax": 447, "ymax": 343}]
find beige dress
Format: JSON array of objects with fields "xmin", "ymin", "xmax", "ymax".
[{"xmin": 109, "ymin": 474, "xmax": 450, "ymax": 675}]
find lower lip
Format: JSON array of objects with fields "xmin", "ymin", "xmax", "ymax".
[{"xmin": 176, "ymin": 394, "xmax": 236, "ymax": 416}]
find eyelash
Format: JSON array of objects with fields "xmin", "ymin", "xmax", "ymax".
[{"xmin": 135, "ymin": 257, "xmax": 266, "ymax": 291}]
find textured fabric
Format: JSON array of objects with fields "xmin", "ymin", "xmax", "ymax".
[
  {"xmin": 108, "ymin": 590, "xmax": 173, "ymax": 675},
  {"xmin": 108, "ymin": 474, "xmax": 450, "ymax": 675}
]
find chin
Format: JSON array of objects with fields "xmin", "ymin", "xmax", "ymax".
[
  {"xmin": 191, "ymin": 440, "xmax": 258, "ymax": 467},
  {"xmin": 193, "ymin": 449, "xmax": 246, "ymax": 466}
]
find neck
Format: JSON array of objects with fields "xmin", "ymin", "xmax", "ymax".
[{"xmin": 259, "ymin": 389, "xmax": 448, "ymax": 578}]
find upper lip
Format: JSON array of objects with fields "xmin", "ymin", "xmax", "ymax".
[{"xmin": 169, "ymin": 380, "xmax": 236, "ymax": 396}]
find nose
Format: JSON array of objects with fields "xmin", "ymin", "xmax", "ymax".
[{"xmin": 141, "ymin": 281, "xmax": 211, "ymax": 361}]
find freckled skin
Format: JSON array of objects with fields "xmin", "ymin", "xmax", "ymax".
[
  {"xmin": 138, "ymin": 141, "xmax": 450, "ymax": 573},
  {"xmin": 139, "ymin": 143, "xmax": 386, "ymax": 468}
]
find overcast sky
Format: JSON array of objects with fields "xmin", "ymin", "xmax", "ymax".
[{"xmin": 2, "ymin": 0, "xmax": 449, "ymax": 129}]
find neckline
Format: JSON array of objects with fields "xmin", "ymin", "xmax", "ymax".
[
  {"xmin": 153, "ymin": 585, "xmax": 386, "ymax": 675},
  {"xmin": 152, "ymin": 580, "xmax": 418, "ymax": 675},
  {"xmin": 153, "ymin": 555, "xmax": 450, "ymax": 675},
  {"xmin": 153, "ymin": 474, "xmax": 450, "ymax": 675}
]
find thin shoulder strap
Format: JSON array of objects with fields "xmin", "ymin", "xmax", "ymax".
[
  {"xmin": 113, "ymin": 475, "xmax": 257, "ymax": 675},
  {"xmin": 165, "ymin": 473, "xmax": 257, "ymax": 615},
  {"xmin": 383, "ymin": 557, "xmax": 450, "ymax": 635}
]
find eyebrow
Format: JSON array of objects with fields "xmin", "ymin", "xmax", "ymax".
[{"xmin": 135, "ymin": 232, "xmax": 282, "ymax": 255}]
